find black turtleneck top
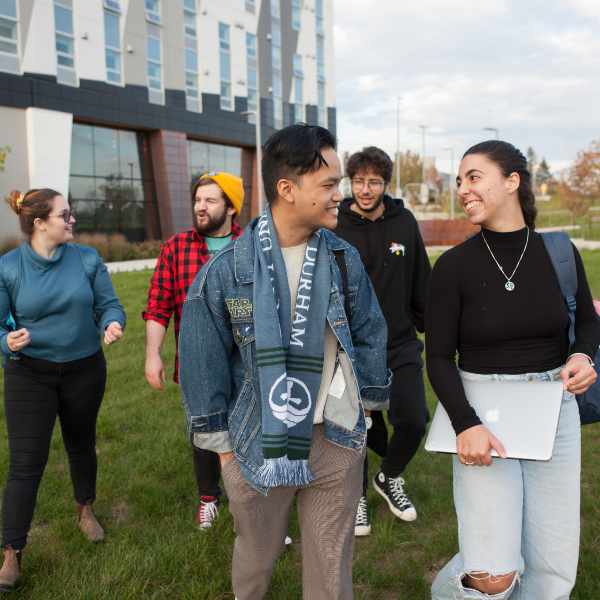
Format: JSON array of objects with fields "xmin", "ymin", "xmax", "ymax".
[{"xmin": 426, "ymin": 227, "xmax": 600, "ymax": 435}]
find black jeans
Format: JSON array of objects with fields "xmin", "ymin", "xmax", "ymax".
[
  {"xmin": 2, "ymin": 349, "xmax": 106, "ymax": 550},
  {"xmin": 363, "ymin": 360, "xmax": 430, "ymax": 492},
  {"xmin": 192, "ymin": 446, "xmax": 221, "ymax": 501}
]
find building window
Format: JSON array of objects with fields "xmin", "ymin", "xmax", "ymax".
[
  {"xmin": 293, "ymin": 54, "xmax": 303, "ymax": 123},
  {"xmin": 188, "ymin": 140, "xmax": 243, "ymax": 189},
  {"xmin": 54, "ymin": 4, "xmax": 75, "ymax": 69},
  {"xmin": 183, "ymin": 0, "xmax": 196, "ymax": 37},
  {"xmin": 147, "ymin": 32, "xmax": 161, "ymax": 89},
  {"xmin": 246, "ymin": 33, "xmax": 257, "ymax": 124},
  {"xmin": 0, "ymin": 0, "xmax": 18, "ymax": 56},
  {"xmin": 104, "ymin": 11, "xmax": 121, "ymax": 83},
  {"xmin": 270, "ymin": 2, "xmax": 282, "ymax": 129},
  {"xmin": 316, "ymin": 0, "xmax": 324, "ymax": 37},
  {"xmin": 145, "ymin": 0, "xmax": 162, "ymax": 25},
  {"xmin": 291, "ymin": 0, "xmax": 301, "ymax": 31},
  {"xmin": 219, "ymin": 23, "xmax": 232, "ymax": 110},
  {"xmin": 69, "ymin": 123, "xmax": 161, "ymax": 242},
  {"xmin": 245, "ymin": 0, "xmax": 255, "ymax": 14},
  {"xmin": 270, "ymin": 0, "xmax": 279, "ymax": 19},
  {"xmin": 185, "ymin": 49, "xmax": 198, "ymax": 99},
  {"xmin": 317, "ymin": 88, "xmax": 325, "ymax": 127},
  {"xmin": 317, "ymin": 41, "xmax": 325, "ymax": 83}
]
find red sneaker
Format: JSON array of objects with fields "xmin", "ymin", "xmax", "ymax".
[{"xmin": 196, "ymin": 496, "xmax": 219, "ymax": 530}]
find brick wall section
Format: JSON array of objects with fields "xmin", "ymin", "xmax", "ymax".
[
  {"xmin": 417, "ymin": 219, "xmax": 481, "ymax": 246},
  {"xmin": 149, "ymin": 130, "xmax": 192, "ymax": 240}
]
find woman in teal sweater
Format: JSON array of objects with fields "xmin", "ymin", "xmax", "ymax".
[{"xmin": 0, "ymin": 188, "xmax": 126, "ymax": 592}]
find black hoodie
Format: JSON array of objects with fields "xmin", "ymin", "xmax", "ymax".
[{"xmin": 334, "ymin": 196, "xmax": 431, "ymax": 368}]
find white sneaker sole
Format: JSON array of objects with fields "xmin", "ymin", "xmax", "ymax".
[
  {"xmin": 372, "ymin": 479, "xmax": 417, "ymax": 522},
  {"xmin": 355, "ymin": 524, "xmax": 371, "ymax": 536}
]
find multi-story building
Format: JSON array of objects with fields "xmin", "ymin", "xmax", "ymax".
[{"xmin": 0, "ymin": 0, "xmax": 336, "ymax": 241}]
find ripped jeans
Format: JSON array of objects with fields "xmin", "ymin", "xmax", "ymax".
[{"xmin": 432, "ymin": 367, "xmax": 581, "ymax": 600}]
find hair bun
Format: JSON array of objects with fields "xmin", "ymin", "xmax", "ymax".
[{"xmin": 5, "ymin": 190, "xmax": 23, "ymax": 214}]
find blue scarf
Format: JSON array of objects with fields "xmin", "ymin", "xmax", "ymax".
[{"xmin": 253, "ymin": 207, "xmax": 330, "ymax": 487}]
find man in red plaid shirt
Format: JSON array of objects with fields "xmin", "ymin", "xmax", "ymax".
[{"xmin": 143, "ymin": 171, "xmax": 244, "ymax": 529}]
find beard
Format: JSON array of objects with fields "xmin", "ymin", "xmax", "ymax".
[
  {"xmin": 194, "ymin": 204, "xmax": 230, "ymax": 236},
  {"xmin": 352, "ymin": 189, "xmax": 386, "ymax": 213}
]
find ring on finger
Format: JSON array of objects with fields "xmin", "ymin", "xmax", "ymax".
[{"xmin": 465, "ymin": 461, "xmax": 475, "ymax": 466}]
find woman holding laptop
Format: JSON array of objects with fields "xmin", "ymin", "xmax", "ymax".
[{"xmin": 426, "ymin": 141, "xmax": 600, "ymax": 600}]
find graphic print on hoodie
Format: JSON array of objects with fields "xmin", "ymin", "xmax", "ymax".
[{"xmin": 334, "ymin": 196, "xmax": 431, "ymax": 368}]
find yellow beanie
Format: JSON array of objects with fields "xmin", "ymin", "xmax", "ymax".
[{"xmin": 200, "ymin": 171, "xmax": 244, "ymax": 216}]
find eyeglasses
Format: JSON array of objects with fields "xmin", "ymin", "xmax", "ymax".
[
  {"xmin": 48, "ymin": 210, "xmax": 75, "ymax": 223},
  {"xmin": 351, "ymin": 179, "xmax": 386, "ymax": 193}
]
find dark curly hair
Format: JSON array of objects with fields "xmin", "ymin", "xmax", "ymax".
[
  {"xmin": 463, "ymin": 141, "xmax": 537, "ymax": 230},
  {"xmin": 346, "ymin": 147, "xmax": 393, "ymax": 183}
]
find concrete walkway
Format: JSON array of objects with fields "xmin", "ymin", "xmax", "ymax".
[{"xmin": 106, "ymin": 258, "xmax": 158, "ymax": 273}]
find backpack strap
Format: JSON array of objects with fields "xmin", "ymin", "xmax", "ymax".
[
  {"xmin": 0, "ymin": 248, "xmax": 22, "ymax": 308},
  {"xmin": 74, "ymin": 244, "xmax": 98, "ymax": 286},
  {"xmin": 540, "ymin": 232, "xmax": 578, "ymax": 354},
  {"xmin": 332, "ymin": 248, "xmax": 352, "ymax": 332}
]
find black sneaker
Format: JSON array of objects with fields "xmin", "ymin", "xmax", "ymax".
[
  {"xmin": 354, "ymin": 494, "xmax": 371, "ymax": 536},
  {"xmin": 373, "ymin": 471, "xmax": 417, "ymax": 521}
]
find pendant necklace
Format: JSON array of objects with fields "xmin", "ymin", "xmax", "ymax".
[{"xmin": 481, "ymin": 227, "xmax": 529, "ymax": 292}]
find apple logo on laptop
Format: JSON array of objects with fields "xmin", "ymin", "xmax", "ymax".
[{"xmin": 486, "ymin": 407, "xmax": 500, "ymax": 423}]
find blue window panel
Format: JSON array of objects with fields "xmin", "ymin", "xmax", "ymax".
[
  {"xmin": 0, "ymin": 0, "xmax": 17, "ymax": 19},
  {"xmin": 246, "ymin": 32, "xmax": 256, "ymax": 57},
  {"xmin": 147, "ymin": 37, "xmax": 160, "ymax": 61},
  {"xmin": 145, "ymin": 0, "xmax": 158, "ymax": 12},
  {"xmin": 54, "ymin": 6, "xmax": 73, "ymax": 35},
  {"xmin": 56, "ymin": 33, "xmax": 74, "ymax": 56},
  {"xmin": 183, "ymin": 0, "xmax": 195, "ymax": 9},
  {"xmin": 104, "ymin": 12, "xmax": 120, "ymax": 49},
  {"xmin": 220, "ymin": 51, "xmax": 231, "ymax": 81},
  {"xmin": 185, "ymin": 49, "xmax": 197, "ymax": 72},
  {"xmin": 106, "ymin": 48, "xmax": 121, "ymax": 72},
  {"xmin": 247, "ymin": 67, "xmax": 257, "ymax": 89}
]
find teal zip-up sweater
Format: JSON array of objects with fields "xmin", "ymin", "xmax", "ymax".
[{"xmin": 0, "ymin": 242, "xmax": 126, "ymax": 362}]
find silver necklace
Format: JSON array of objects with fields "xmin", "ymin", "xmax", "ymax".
[{"xmin": 481, "ymin": 228, "xmax": 529, "ymax": 292}]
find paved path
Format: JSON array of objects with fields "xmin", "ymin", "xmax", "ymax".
[{"xmin": 106, "ymin": 258, "xmax": 158, "ymax": 273}]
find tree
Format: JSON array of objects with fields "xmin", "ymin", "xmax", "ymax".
[
  {"xmin": 390, "ymin": 149, "xmax": 423, "ymax": 191},
  {"xmin": 558, "ymin": 139, "xmax": 600, "ymax": 238},
  {"xmin": 537, "ymin": 157, "xmax": 552, "ymax": 187},
  {"xmin": 0, "ymin": 146, "xmax": 11, "ymax": 174}
]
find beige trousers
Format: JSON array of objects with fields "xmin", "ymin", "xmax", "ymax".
[{"xmin": 222, "ymin": 424, "xmax": 365, "ymax": 600}]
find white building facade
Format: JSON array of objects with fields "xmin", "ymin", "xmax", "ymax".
[{"xmin": 0, "ymin": 0, "xmax": 336, "ymax": 241}]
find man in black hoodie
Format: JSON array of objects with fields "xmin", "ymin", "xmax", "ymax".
[{"xmin": 334, "ymin": 146, "xmax": 431, "ymax": 536}]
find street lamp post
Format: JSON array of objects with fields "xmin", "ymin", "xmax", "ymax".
[
  {"xmin": 483, "ymin": 127, "xmax": 499, "ymax": 140},
  {"xmin": 443, "ymin": 148, "xmax": 454, "ymax": 220},
  {"xmin": 418, "ymin": 125, "xmax": 428, "ymax": 184},
  {"xmin": 395, "ymin": 96, "xmax": 402, "ymax": 198}
]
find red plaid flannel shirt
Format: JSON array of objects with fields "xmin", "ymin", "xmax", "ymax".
[{"xmin": 142, "ymin": 223, "xmax": 243, "ymax": 382}]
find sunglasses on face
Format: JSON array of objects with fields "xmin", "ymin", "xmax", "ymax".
[{"xmin": 48, "ymin": 210, "xmax": 76, "ymax": 223}]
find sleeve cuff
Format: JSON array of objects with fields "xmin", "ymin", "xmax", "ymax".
[{"xmin": 192, "ymin": 431, "xmax": 233, "ymax": 454}]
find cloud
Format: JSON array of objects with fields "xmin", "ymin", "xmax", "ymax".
[{"xmin": 332, "ymin": 0, "xmax": 600, "ymax": 173}]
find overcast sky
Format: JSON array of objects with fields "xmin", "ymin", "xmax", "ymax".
[{"xmin": 332, "ymin": 0, "xmax": 600, "ymax": 176}]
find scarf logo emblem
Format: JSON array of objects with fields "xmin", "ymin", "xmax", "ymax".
[
  {"xmin": 269, "ymin": 373, "xmax": 312, "ymax": 428},
  {"xmin": 389, "ymin": 243, "xmax": 405, "ymax": 256}
]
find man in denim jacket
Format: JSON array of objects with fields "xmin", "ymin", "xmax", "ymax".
[{"xmin": 179, "ymin": 124, "xmax": 391, "ymax": 600}]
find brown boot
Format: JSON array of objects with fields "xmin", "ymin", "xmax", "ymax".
[
  {"xmin": 0, "ymin": 548, "xmax": 22, "ymax": 592},
  {"xmin": 77, "ymin": 502, "xmax": 105, "ymax": 542}
]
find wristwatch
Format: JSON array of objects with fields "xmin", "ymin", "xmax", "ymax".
[{"xmin": 365, "ymin": 416, "xmax": 373, "ymax": 430}]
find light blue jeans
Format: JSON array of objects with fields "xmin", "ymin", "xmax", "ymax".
[{"xmin": 432, "ymin": 367, "xmax": 581, "ymax": 600}]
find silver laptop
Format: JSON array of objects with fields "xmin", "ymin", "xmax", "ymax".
[{"xmin": 425, "ymin": 380, "xmax": 564, "ymax": 462}]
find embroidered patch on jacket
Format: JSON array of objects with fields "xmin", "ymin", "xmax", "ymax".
[
  {"xmin": 226, "ymin": 298, "xmax": 253, "ymax": 317},
  {"xmin": 389, "ymin": 243, "xmax": 406, "ymax": 256}
]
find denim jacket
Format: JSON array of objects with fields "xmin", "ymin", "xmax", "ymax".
[{"xmin": 179, "ymin": 219, "xmax": 392, "ymax": 494}]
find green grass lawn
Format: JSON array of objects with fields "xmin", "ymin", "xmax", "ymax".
[{"xmin": 1, "ymin": 253, "xmax": 600, "ymax": 599}]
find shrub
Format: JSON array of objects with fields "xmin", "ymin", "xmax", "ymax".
[
  {"xmin": 71, "ymin": 233, "xmax": 163, "ymax": 262},
  {"xmin": 0, "ymin": 235, "xmax": 23, "ymax": 257}
]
